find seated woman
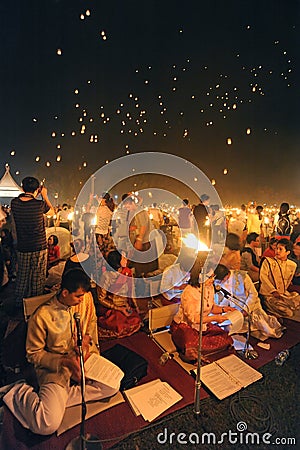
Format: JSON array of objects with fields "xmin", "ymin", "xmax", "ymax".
[
  {"xmin": 170, "ymin": 259, "xmax": 234, "ymax": 363},
  {"xmin": 47, "ymin": 234, "xmax": 60, "ymax": 269},
  {"xmin": 96, "ymin": 250, "xmax": 142, "ymax": 339},
  {"xmin": 63, "ymin": 238, "xmax": 93, "ymax": 279},
  {"xmin": 214, "ymin": 264, "xmax": 284, "ymax": 341},
  {"xmin": 262, "ymin": 237, "xmax": 278, "ymax": 258}
]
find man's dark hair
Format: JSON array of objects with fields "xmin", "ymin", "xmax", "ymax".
[
  {"xmin": 214, "ymin": 264, "xmax": 230, "ymax": 281},
  {"xmin": 61, "ymin": 268, "xmax": 90, "ymax": 293},
  {"xmin": 277, "ymin": 238, "xmax": 293, "ymax": 253},
  {"xmin": 225, "ymin": 233, "xmax": 241, "ymax": 251},
  {"xmin": 22, "ymin": 177, "xmax": 39, "ymax": 193},
  {"xmin": 182, "ymin": 199, "xmax": 189, "ymax": 205},
  {"xmin": 246, "ymin": 232, "xmax": 259, "ymax": 244},
  {"xmin": 279, "ymin": 203, "xmax": 289, "ymax": 214}
]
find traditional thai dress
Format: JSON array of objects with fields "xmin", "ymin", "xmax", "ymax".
[
  {"xmin": 96, "ymin": 268, "xmax": 141, "ymax": 339},
  {"xmin": 170, "ymin": 284, "xmax": 232, "ymax": 362}
]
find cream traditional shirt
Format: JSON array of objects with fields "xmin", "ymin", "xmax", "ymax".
[
  {"xmin": 26, "ymin": 292, "xmax": 99, "ymax": 388},
  {"xmin": 259, "ymin": 257, "xmax": 296, "ymax": 296}
]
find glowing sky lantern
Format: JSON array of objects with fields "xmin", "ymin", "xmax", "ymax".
[
  {"xmin": 56, "ymin": 155, "xmax": 61, "ymax": 162},
  {"xmin": 211, "ymin": 179, "xmax": 216, "ymax": 185},
  {"xmin": 46, "ymin": 161, "xmax": 51, "ymax": 167},
  {"xmin": 227, "ymin": 138, "xmax": 232, "ymax": 145},
  {"xmin": 56, "ymin": 49, "xmax": 62, "ymax": 56},
  {"xmin": 223, "ymin": 168, "xmax": 228, "ymax": 174},
  {"xmin": 35, "ymin": 156, "xmax": 40, "ymax": 162},
  {"xmin": 83, "ymin": 162, "xmax": 87, "ymax": 167},
  {"xmin": 246, "ymin": 128, "xmax": 251, "ymax": 134},
  {"xmin": 80, "ymin": 14, "xmax": 84, "ymax": 20},
  {"xmin": 10, "ymin": 150, "xmax": 15, "ymax": 156},
  {"xmin": 51, "ymin": 132, "xmax": 56, "ymax": 137},
  {"xmin": 86, "ymin": 10, "xmax": 91, "ymax": 16}
]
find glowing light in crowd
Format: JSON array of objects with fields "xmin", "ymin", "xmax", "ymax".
[{"xmin": 182, "ymin": 234, "xmax": 210, "ymax": 252}]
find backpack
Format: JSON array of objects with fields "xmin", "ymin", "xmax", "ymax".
[{"xmin": 276, "ymin": 214, "xmax": 291, "ymax": 236}]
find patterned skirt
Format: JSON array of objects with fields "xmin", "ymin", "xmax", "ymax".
[
  {"xmin": 170, "ymin": 321, "xmax": 233, "ymax": 362},
  {"xmin": 98, "ymin": 308, "xmax": 141, "ymax": 339}
]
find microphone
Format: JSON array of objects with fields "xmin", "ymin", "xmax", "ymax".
[
  {"xmin": 73, "ymin": 312, "xmax": 83, "ymax": 346},
  {"xmin": 214, "ymin": 285, "xmax": 233, "ymax": 299},
  {"xmin": 214, "ymin": 285, "xmax": 249, "ymax": 312}
]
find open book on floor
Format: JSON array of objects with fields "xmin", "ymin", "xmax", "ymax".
[{"xmin": 192, "ymin": 354, "xmax": 263, "ymax": 400}]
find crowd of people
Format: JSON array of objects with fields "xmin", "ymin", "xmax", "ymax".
[{"xmin": 0, "ymin": 176, "xmax": 300, "ymax": 434}]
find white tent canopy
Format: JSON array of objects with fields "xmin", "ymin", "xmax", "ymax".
[{"xmin": 0, "ymin": 164, "xmax": 22, "ymax": 198}]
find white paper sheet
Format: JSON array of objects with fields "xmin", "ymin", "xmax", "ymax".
[
  {"xmin": 221, "ymin": 309, "xmax": 244, "ymax": 334},
  {"xmin": 84, "ymin": 353, "xmax": 124, "ymax": 390},
  {"xmin": 127, "ymin": 380, "xmax": 182, "ymax": 422}
]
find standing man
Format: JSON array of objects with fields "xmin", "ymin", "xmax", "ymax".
[
  {"xmin": 124, "ymin": 195, "xmax": 158, "ymax": 277},
  {"xmin": 193, "ymin": 194, "xmax": 210, "ymax": 245},
  {"xmin": 0, "ymin": 269, "xmax": 119, "ymax": 435},
  {"xmin": 11, "ymin": 176, "xmax": 54, "ymax": 308},
  {"xmin": 178, "ymin": 199, "xmax": 192, "ymax": 236}
]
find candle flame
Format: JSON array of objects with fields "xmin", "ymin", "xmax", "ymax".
[{"xmin": 182, "ymin": 233, "xmax": 210, "ymax": 252}]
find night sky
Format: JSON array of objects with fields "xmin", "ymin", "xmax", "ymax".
[{"xmin": 1, "ymin": 0, "xmax": 299, "ymax": 205}]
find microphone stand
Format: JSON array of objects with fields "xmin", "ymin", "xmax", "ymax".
[
  {"xmin": 66, "ymin": 316, "xmax": 102, "ymax": 450},
  {"xmin": 193, "ymin": 251, "xmax": 209, "ymax": 415},
  {"xmin": 216, "ymin": 287, "xmax": 258, "ymax": 360}
]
